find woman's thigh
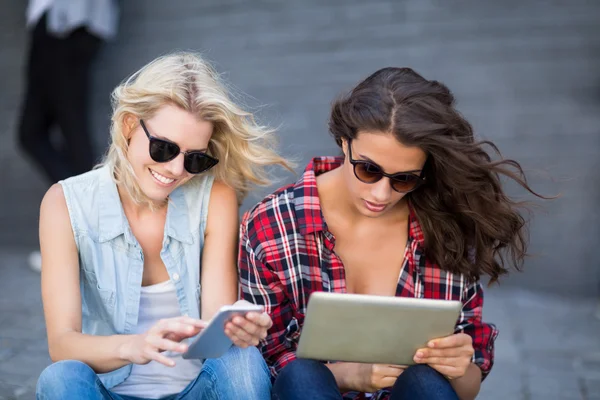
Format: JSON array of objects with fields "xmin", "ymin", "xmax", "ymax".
[
  {"xmin": 176, "ymin": 346, "xmax": 271, "ymax": 400},
  {"xmin": 390, "ymin": 365, "xmax": 459, "ymax": 400},
  {"xmin": 36, "ymin": 360, "xmax": 112, "ymax": 400},
  {"xmin": 272, "ymin": 359, "xmax": 342, "ymax": 400}
]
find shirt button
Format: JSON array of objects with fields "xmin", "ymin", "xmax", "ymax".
[{"xmin": 172, "ymin": 273, "xmax": 180, "ymax": 282}]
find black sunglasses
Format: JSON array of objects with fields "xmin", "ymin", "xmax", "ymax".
[
  {"xmin": 139, "ymin": 119, "xmax": 219, "ymax": 175},
  {"xmin": 347, "ymin": 140, "xmax": 425, "ymax": 193}
]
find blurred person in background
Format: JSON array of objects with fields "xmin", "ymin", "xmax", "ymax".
[
  {"xmin": 35, "ymin": 52, "xmax": 291, "ymax": 400},
  {"xmin": 18, "ymin": 0, "xmax": 119, "ymax": 273},
  {"xmin": 239, "ymin": 67, "xmax": 546, "ymax": 400}
]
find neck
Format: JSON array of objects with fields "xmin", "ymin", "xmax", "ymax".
[{"xmin": 324, "ymin": 168, "xmax": 361, "ymax": 221}]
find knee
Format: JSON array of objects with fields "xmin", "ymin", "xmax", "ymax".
[
  {"xmin": 36, "ymin": 360, "xmax": 96, "ymax": 399},
  {"xmin": 403, "ymin": 364, "xmax": 445, "ymax": 380},
  {"xmin": 205, "ymin": 346, "xmax": 271, "ymax": 399},
  {"xmin": 278, "ymin": 359, "xmax": 326, "ymax": 380},
  {"xmin": 221, "ymin": 346, "xmax": 270, "ymax": 376},
  {"xmin": 394, "ymin": 365, "xmax": 458, "ymax": 400},
  {"xmin": 275, "ymin": 359, "xmax": 334, "ymax": 390}
]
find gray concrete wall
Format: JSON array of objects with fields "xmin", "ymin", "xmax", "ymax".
[{"xmin": 1, "ymin": 0, "xmax": 599, "ymax": 296}]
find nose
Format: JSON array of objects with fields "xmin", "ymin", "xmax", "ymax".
[
  {"xmin": 163, "ymin": 153, "xmax": 186, "ymax": 177},
  {"xmin": 370, "ymin": 177, "xmax": 393, "ymax": 203}
]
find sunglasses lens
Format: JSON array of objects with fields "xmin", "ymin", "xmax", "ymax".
[
  {"xmin": 354, "ymin": 162, "xmax": 383, "ymax": 183},
  {"xmin": 149, "ymin": 139, "xmax": 179, "ymax": 162},
  {"xmin": 184, "ymin": 153, "xmax": 219, "ymax": 174},
  {"xmin": 391, "ymin": 174, "xmax": 420, "ymax": 192}
]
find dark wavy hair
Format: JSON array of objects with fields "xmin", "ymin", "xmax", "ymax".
[{"xmin": 329, "ymin": 67, "xmax": 546, "ymax": 283}]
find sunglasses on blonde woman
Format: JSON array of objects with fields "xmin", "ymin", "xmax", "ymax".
[
  {"xmin": 347, "ymin": 140, "xmax": 425, "ymax": 193},
  {"xmin": 140, "ymin": 119, "xmax": 219, "ymax": 174}
]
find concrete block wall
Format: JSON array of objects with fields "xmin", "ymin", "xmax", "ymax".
[{"xmin": 1, "ymin": 0, "xmax": 599, "ymax": 296}]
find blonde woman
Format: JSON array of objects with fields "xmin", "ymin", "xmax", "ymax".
[{"xmin": 36, "ymin": 52, "xmax": 290, "ymax": 400}]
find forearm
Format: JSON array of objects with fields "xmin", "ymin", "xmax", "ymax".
[
  {"xmin": 325, "ymin": 362, "xmax": 356, "ymax": 393},
  {"xmin": 49, "ymin": 331, "xmax": 135, "ymax": 373},
  {"xmin": 450, "ymin": 363, "xmax": 482, "ymax": 400}
]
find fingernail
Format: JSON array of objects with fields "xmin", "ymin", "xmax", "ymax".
[
  {"xmin": 428, "ymin": 342, "xmax": 435, "ymax": 348},
  {"xmin": 416, "ymin": 352, "xmax": 423, "ymax": 358}
]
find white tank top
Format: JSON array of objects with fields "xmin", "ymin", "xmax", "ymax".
[{"xmin": 111, "ymin": 280, "xmax": 203, "ymax": 398}]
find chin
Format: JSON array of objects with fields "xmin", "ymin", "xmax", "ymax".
[
  {"xmin": 361, "ymin": 209, "xmax": 388, "ymax": 218},
  {"xmin": 138, "ymin": 180, "xmax": 171, "ymax": 203}
]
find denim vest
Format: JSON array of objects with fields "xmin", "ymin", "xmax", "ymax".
[{"xmin": 59, "ymin": 166, "xmax": 214, "ymax": 388}]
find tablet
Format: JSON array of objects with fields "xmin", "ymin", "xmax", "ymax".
[
  {"xmin": 182, "ymin": 303, "xmax": 264, "ymax": 360},
  {"xmin": 296, "ymin": 292, "xmax": 462, "ymax": 365}
]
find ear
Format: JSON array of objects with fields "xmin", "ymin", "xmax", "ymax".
[
  {"xmin": 122, "ymin": 114, "xmax": 138, "ymax": 140},
  {"xmin": 341, "ymin": 138, "xmax": 349, "ymax": 158}
]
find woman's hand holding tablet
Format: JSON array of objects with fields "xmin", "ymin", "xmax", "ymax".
[{"xmin": 182, "ymin": 301, "xmax": 265, "ymax": 360}]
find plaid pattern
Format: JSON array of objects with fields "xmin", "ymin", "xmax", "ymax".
[{"xmin": 239, "ymin": 157, "xmax": 498, "ymax": 400}]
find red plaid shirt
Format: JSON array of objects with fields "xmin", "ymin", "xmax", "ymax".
[{"xmin": 238, "ymin": 157, "xmax": 498, "ymax": 400}]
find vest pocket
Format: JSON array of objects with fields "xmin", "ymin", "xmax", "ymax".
[
  {"xmin": 96, "ymin": 286, "xmax": 116, "ymax": 311},
  {"xmin": 82, "ymin": 271, "xmax": 116, "ymax": 312}
]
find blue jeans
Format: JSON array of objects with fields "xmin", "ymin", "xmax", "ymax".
[
  {"xmin": 36, "ymin": 346, "xmax": 271, "ymax": 400},
  {"xmin": 272, "ymin": 359, "xmax": 459, "ymax": 400}
]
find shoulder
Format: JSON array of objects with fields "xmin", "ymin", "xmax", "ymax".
[
  {"xmin": 40, "ymin": 183, "xmax": 74, "ymax": 241},
  {"xmin": 40, "ymin": 183, "xmax": 68, "ymax": 216},
  {"xmin": 207, "ymin": 180, "xmax": 238, "ymax": 219},
  {"xmin": 60, "ymin": 167, "xmax": 105, "ymax": 190},
  {"xmin": 41, "ymin": 174, "xmax": 95, "ymax": 224},
  {"xmin": 209, "ymin": 179, "xmax": 237, "ymax": 203},
  {"xmin": 205, "ymin": 180, "xmax": 239, "ymax": 235},
  {"xmin": 57, "ymin": 167, "xmax": 105, "ymax": 211},
  {"xmin": 55, "ymin": 167, "xmax": 110, "ymax": 237}
]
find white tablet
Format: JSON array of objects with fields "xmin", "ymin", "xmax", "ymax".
[
  {"xmin": 296, "ymin": 292, "xmax": 462, "ymax": 365},
  {"xmin": 182, "ymin": 303, "xmax": 264, "ymax": 360}
]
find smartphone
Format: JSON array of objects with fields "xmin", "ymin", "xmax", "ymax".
[{"xmin": 182, "ymin": 303, "xmax": 264, "ymax": 360}]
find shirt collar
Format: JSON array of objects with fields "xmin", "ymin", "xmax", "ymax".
[
  {"xmin": 407, "ymin": 202, "xmax": 425, "ymax": 247},
  {"xmin": 164, "ymin": 186, "xmax": 193, "ymax": 244},
  {"xmin": 292, "ymin": 156, "xmax": 343, "ymax": 236},
  {"xmin": 98, "ymin": 165, "xmax": 193, "ymax": 245},
  {"xmin": 98, "ymin": 165, "xmax": 129, "ymax": 243}
]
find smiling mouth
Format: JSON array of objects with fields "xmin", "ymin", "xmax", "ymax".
[{"xmin": 149, "ymin": 168, "xmax": 176, "ymax": 186}]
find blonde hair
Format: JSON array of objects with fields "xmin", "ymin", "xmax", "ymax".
[{"xmin": 101, "ymin": 51, "xmax": 292, "ymax": 206}]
